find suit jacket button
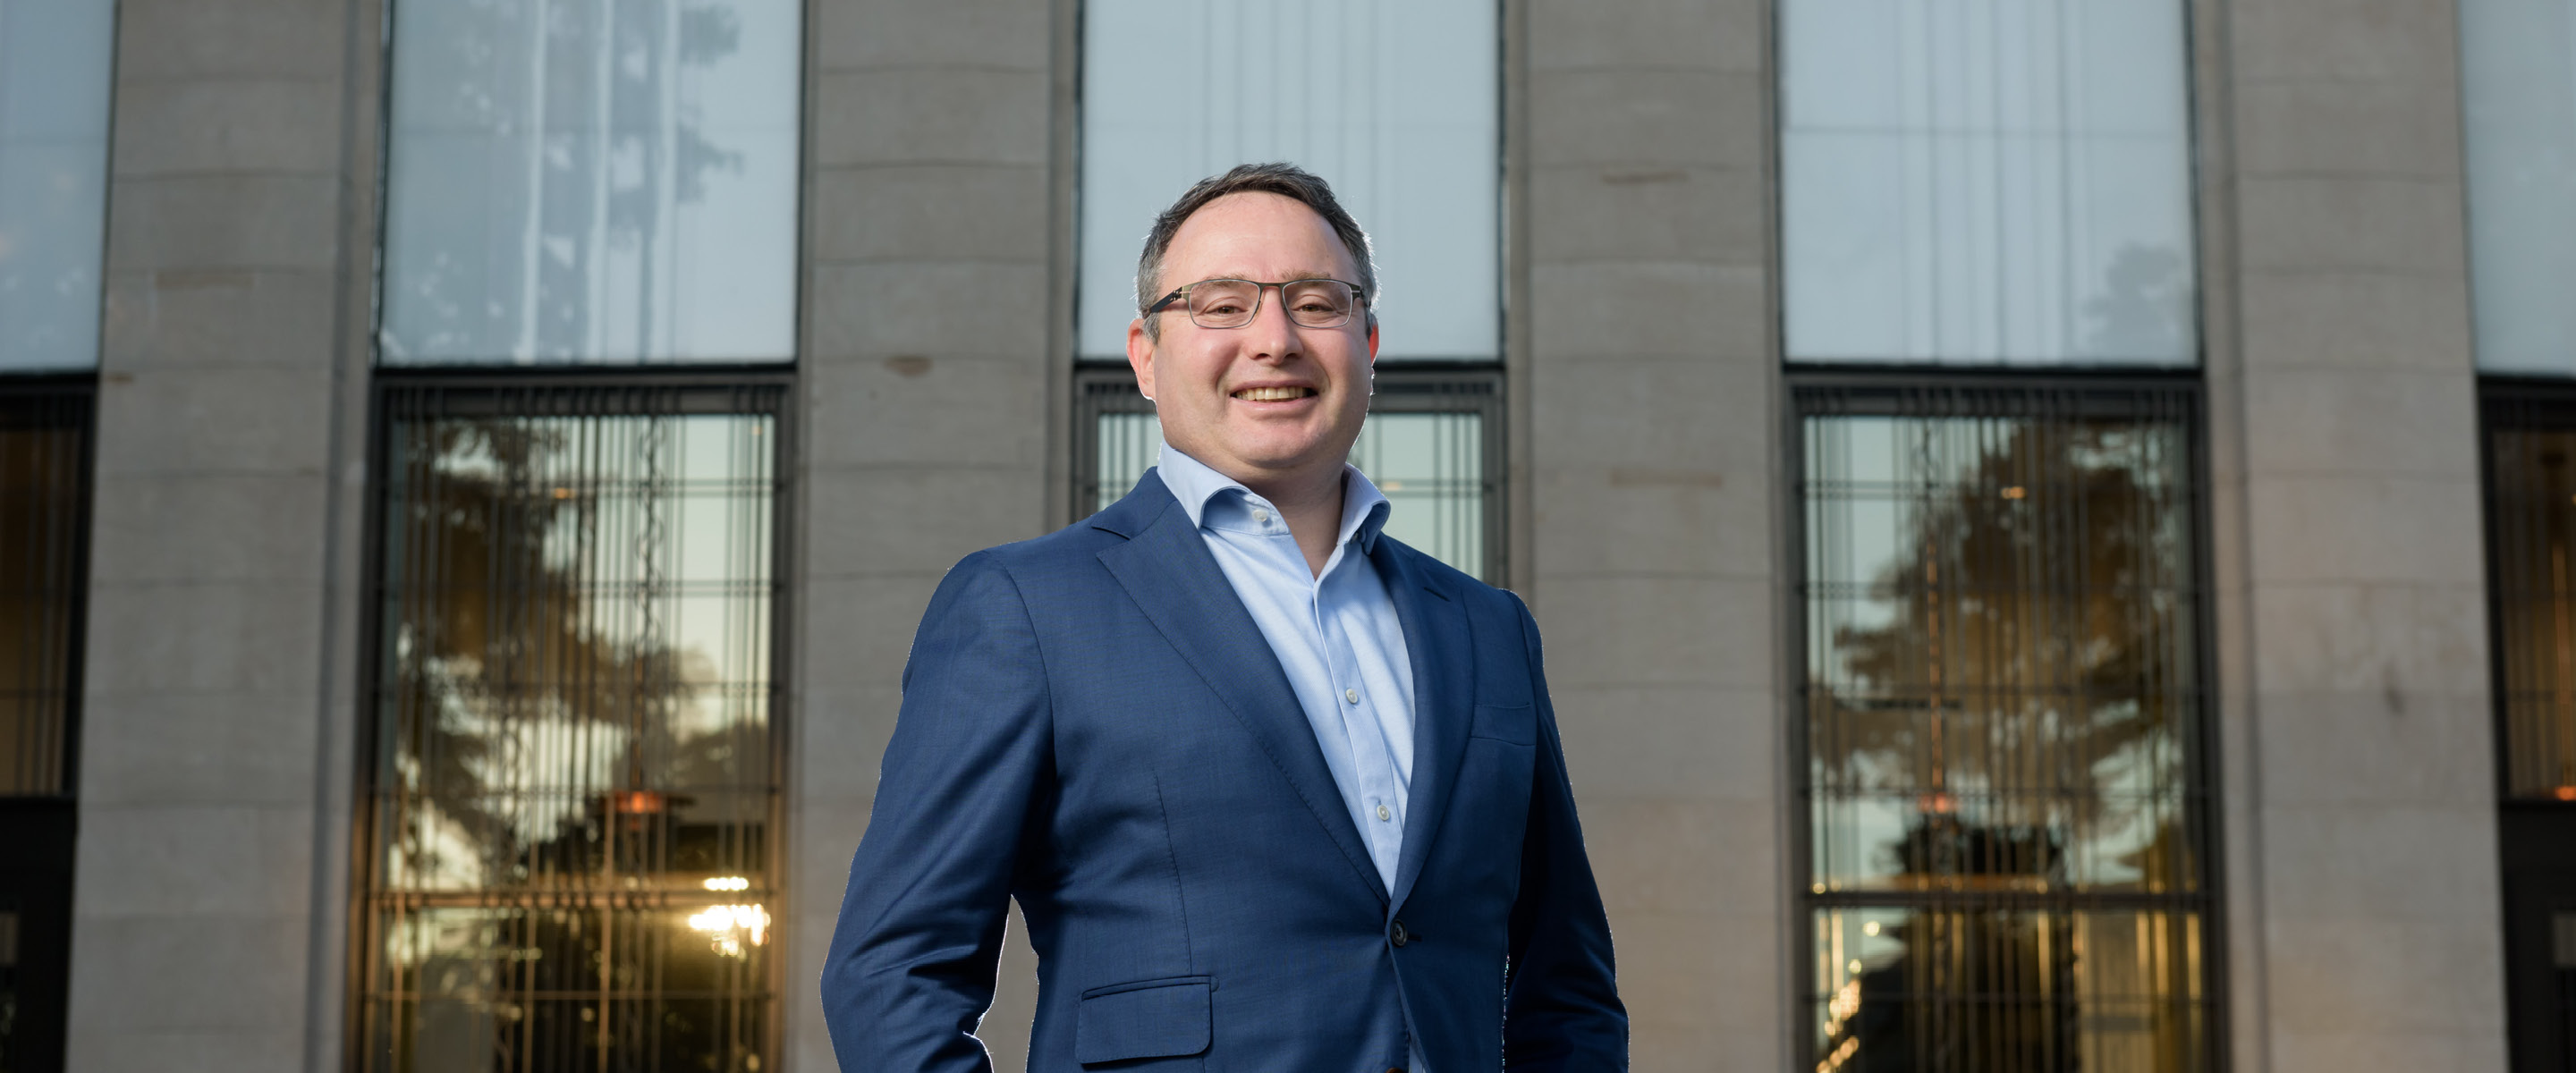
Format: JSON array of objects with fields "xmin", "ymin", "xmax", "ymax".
[{"xmin": 1390, "ymin": 920, "xmax": 1410, "ymax": 947}]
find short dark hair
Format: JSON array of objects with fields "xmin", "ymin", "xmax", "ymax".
[{"xmin": 1134, "ymin": 163, "xmax": 1377, "ymax": 340}]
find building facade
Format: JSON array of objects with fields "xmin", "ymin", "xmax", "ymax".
[{"xmin": 0, "ymin": 0, "xmax": 2570, "ymax": 1071}]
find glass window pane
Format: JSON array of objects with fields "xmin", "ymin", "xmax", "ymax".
[
  {"xmin": 379, "ymin": 0, "xmax": 801, "ymax": 366},
  {"xmin": 2462, "ymin": 0, "xmax": 2576, "ymax": 374},
  {"xmin": 0, "ymin": 389, "xmax": 89, "ymax": 797},
  {"xmin": 0, "ymin": 0, "xmax": 115, "ymax": 372},
  {"xmin": 1802, "ymin": 393, "xmax": 2204, "ymax": 896},
  {"xmin": 1781, "ymin": 0, "xmax": 2198, "ymax": 367},
  {"xmin": 372, "ymin": 904, "xmax": 770, "ymax": 1072},
  {"xmin": 363, "ymin": 386, "xmax": 781, "ymax": 1072},
  {"xmin": 2488, "ymin": 411, "xmax": 2576, "ymax": 799},
  {"xmin": 1812, "ymin": 906, "xmax": 2206, "ymax": 1073},
  {"xmin": 1087, "ymin": 390, "xmax": 1496, "ymax": 583},
  {"xmin": 1079, "ymin": 0, "xmax": 1500, "ymax": 361},
  {"xmin": 1798, "ymin": 385, "xmax": 2213, "ymax": 1071}
]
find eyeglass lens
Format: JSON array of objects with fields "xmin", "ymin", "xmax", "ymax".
[{"xmin": 1187, "ymin": 279, "xmax": 1356, "ymax": 329}]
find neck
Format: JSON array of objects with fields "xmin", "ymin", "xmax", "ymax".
[{"xmin": 1229, "ymin": 460, "xmax": 1347, "ymax": 579}]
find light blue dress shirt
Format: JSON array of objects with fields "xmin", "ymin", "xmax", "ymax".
[{"xmin": 1154, "ymin": 444, "xmax": 1419, "ymax": 891}]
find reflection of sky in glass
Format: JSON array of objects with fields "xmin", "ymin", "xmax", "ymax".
[
  {"xmin": 1096, "ymin": 411, "xmax": 1488, "ymax": 580},
  {"xmin": 1781, "ymin": 0, "xmax": 2197, "ymax": 366},
  {"xmin": 1801, "ymin": 408, "xmax": 2199, "ymax": 895},
  {"xmin": 1079, "ymin": 0, "xmax": 1500, "ymax": 360},
  {"xmin": 379, "ymin": 0, "xmax": 800, "ymax": 364},
  {"xmin": 2462, "ymin": 0, "xmax": 2576, "ymax": 373},
  {"xmin": 0, "ymin": 0, "xmax": 114, "ymax": 371}
]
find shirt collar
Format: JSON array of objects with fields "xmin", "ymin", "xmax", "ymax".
[{"xmin": 1157, "ymin": 443, "xmax": 1393, "ymax": 554}]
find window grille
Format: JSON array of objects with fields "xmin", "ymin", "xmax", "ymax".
[
  {"xmin": 0, "ymin": 384, "xmax": 91, "ymax": 798},
  {"xmin": 360, "ymin": 381, "xmax": 784, "ymax": 1073},
  {"xmin": 2487, "ymin": 387, "xmax": 2576, "ymax": 802},
  {"xmin": 1072, "ymin": 365, "xmax": 1504, "ymax": 584},
  {"xmin": 1794, "ymin": 380, "xmax": 2215, "ymax": 1073}
]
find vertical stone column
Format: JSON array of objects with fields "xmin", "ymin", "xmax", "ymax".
[
  {"xmin": 2212, "ymin": 0, "xmax": 2504, "ymax": 1069},
  {"xmin": 788, "ymin": 0, "xmax": 1060, "ymax": 1069},
  {"xmin": 68, "ymin": 0, "xmax": 374, "ymax": 1069},
  {"xmin": 1521, "ymin": 0, "xmax": 1784, "ymax": 1068}
]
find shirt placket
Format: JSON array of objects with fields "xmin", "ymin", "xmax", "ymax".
[{"xmin": 1314, "ymin": 559, "xmax": 1402, "ymax": 882}]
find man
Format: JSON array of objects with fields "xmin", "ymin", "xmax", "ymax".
[{"xmin": 823, "ymin": 164, "xmax": 1625, "ymax": 1071}]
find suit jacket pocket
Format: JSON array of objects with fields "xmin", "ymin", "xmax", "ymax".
[
  {"xmin": 1470, "ymin": 702, "xmax": 1536, "ymax": 747},
  {"xmin": 1074, "ymin": 976, "xmax": 1212, "ymax": 1065}
]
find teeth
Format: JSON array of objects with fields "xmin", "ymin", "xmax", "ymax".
[{"xmin": 1233, "ymin": 386, "xmax": 1311, "ymax": 401}]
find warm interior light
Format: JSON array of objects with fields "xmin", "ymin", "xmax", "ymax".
[
  {"xmin": 2000, "ymin": 486, "xmax": 2027, "ymax": 500},
  {"xmin": 702, "ymin": 875, "xmax": 751, "ymax": 891},
  {"xmin": 687, "ymin": 904, "xmax": 770, "ymax": 957},
  {"xmin": 2554, "ymin": 785, "xmax": 2576, "ymax": 802},
  {"xmin": 551, "ymin": 486, "xmax": 574, "ymax": 500},
  {"xmin": 1862, "ymin": 921, "xmax": 1880, "ymax": 936},
  {"xmin": 609, "ymin": 790, "xmax": 667, "ymax": 814}
]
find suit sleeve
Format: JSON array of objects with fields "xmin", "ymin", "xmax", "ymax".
[
  {"xmin": 822, "ymin": 552, "xmax": 1054, "ymax": 1072},
  {"xmin": 1502, "ymin": 594, "xmax": 1631, "ymax": 1069}
]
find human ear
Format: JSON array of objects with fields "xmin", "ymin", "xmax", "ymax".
[{"xmin": 1125, "ymin": 317, "xmax": 1158, "ymax": 402}]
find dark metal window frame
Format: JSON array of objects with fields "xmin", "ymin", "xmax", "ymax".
[
  {"xmin": 349, "ymin": 364, "xmax": 798, "ymax": 1073},
  {"xmin": 1783, "ymin": 367, "xmax": 2228, "ymax": 1073},
  {"xmin": 1069, "ymin": 361, "xmax": 1510, "ymax": 584},
  {"xmin": 0, "ymin": 373, "xmax": 97, "ymax": 1073}
]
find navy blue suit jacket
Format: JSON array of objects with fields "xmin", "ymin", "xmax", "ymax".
[{"xmin": 822, "ymin": 470, "xmax": 1625, "ymax": 1071}]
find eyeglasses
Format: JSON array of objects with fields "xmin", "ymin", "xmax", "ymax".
[{"xmin": 1143, "ymin": 277, "xmax": 1367, "ymax": 330}]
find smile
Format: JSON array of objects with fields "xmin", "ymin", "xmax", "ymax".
[{"xmin": 1232, "ymin": 386, "xmax": 1317, "ymax": 401}]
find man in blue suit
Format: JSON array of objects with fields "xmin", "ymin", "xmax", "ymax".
[{"xmin": 823, "ymin": 163, "xmax": 1625, "ymax": 1071}]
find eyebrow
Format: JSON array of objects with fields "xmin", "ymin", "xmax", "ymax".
[{"xmin": 1187, "ymin": 270, "xmax": 1345, "ymax": 284}]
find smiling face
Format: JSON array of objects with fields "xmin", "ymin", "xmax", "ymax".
[{"xmin": 1126, "ymin": 191, "xmax": 1379, "ymax": 498}]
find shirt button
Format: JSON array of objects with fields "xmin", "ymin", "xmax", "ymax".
[
  {"xmin": 1376, "ymin": 804, "xmax": 1391, "ymax": 822},
  {"xmin": 1251, "ymin": 508, "xmax": 1269, "ymax": 524},
  {"xmin": 1344, "ymin": 688, "xmax": 1359, "ymax": 704}
]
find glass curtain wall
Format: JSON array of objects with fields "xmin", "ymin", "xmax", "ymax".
[
  {"xmin": 360, "ymin": 384, "xmax": 784, "ymax": 1073},
  {"xmin": 1780, "ymin": 0, "xmax": 2198, "ymax": 367},
  {"xmin": 1796, "ymin": 384, "xmax": 2214, "ymax": 1073},
  {"xmin": 2462, "ymin": 0, "xmax": 2576, "ymax": 376},
  {"xmin": 0, "ymin": 0, "xmax": 115, "ymax": 372},
  {"xmin": 366, "ymin": 0, "xmax": 799, "ymax": 1065},
  {"xmin": 377, "ymin": 0, "xmax": 801, "ymax": 366},
  {"xmin": 1078, "ymin": 0, "xmax": 1500, "ymax": 361}
]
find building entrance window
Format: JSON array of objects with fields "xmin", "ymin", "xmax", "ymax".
[
  {"xmin": 1794, "ymin": 381, "xmax": 2216, "ymax": 1072},
  {"xmin": 357, "ymin": 382, "xmax": 786, "ymax": 1073}
]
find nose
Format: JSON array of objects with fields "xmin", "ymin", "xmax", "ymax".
[{"xmin": 1241, "ymin": 283, "xmax": 1302, "ymax": 362}]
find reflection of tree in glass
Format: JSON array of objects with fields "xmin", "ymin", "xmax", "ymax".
[
  {"xmin": 399, "ymin": 0, "xmax": 749, "ymax": 359},
  {"xmin": 1816, "ymin": 417, "xmax": 2194, "ymax": 891},
  {"xmin": 384, "ymin": 417, "xmax": 735, "ymax": 888}
]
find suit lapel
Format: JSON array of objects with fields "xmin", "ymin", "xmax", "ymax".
[
  {"xmin": 1377, "ymin": 541, "xmax": 1474, "ymax": 912},
  {"xmin": 1094, "ymin": 472, "xmax": 1389, "ymax": 903}
]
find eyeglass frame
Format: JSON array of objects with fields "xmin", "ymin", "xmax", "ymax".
[{"xmin": 1141, "ymin": 277, "xmax": 1372, "ymax": 330}]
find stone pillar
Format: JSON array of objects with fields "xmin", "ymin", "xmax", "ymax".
[
  {"xmin": 787, "ymin": 0, "xmax": 1061, "ymax": 1069},
  {"xmin": 2209, "ymin": 0, "xmax": 2504, "ymax": 1069},
  {"xmin": 67, "ymin": 0, "xmax": 376, "ymax": 1069},
  {"xmin": 1521, "ymin": 0, "xmax": 1785, "ymax": 1068}
]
